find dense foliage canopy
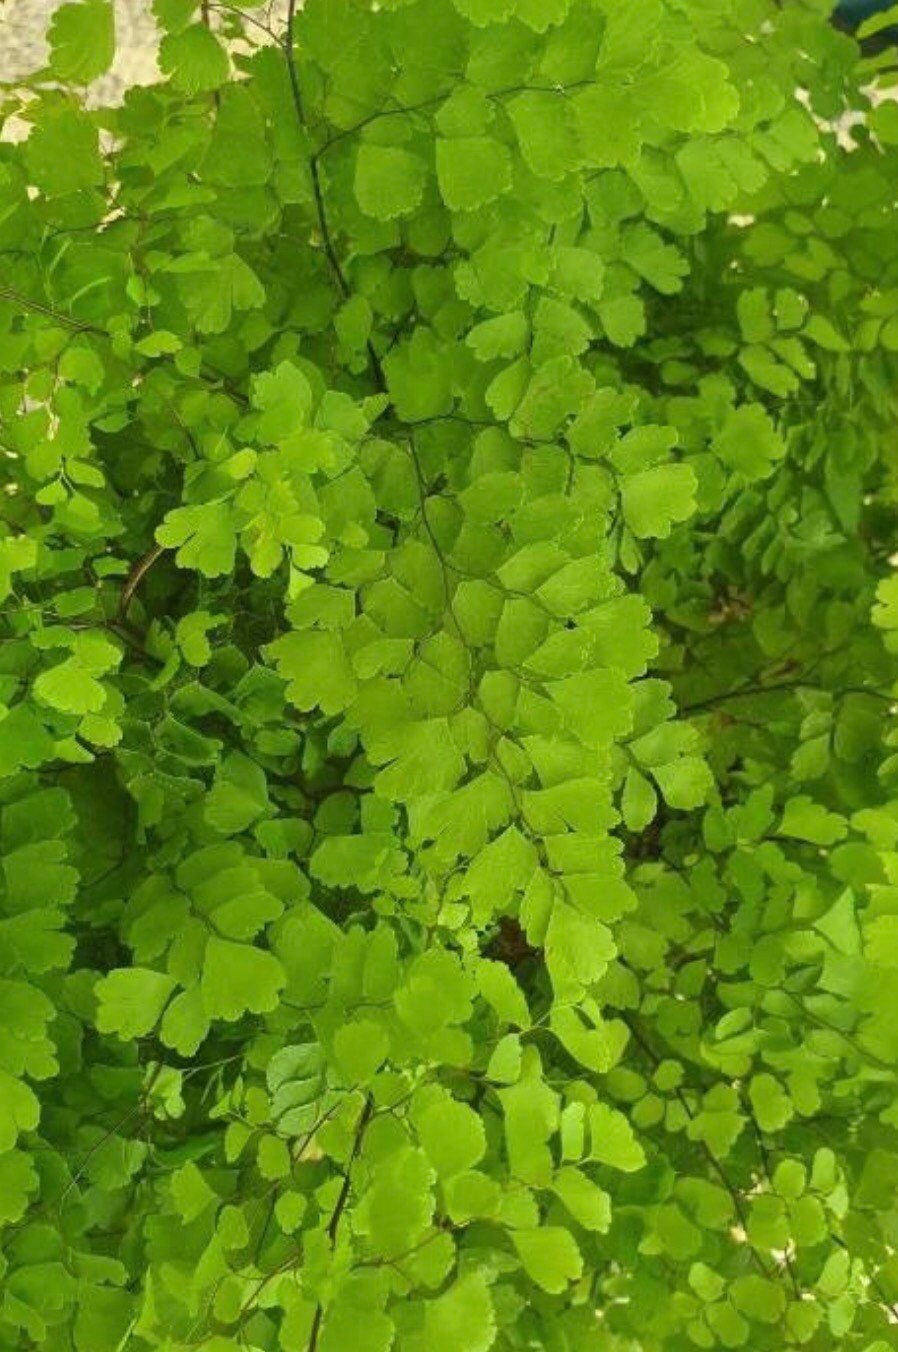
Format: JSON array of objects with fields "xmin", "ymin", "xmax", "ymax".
[{"xmin": 3, "ymin": 0, "xmax": 898, "ymax": 1348}]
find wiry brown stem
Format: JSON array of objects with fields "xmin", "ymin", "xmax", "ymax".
[{"xmin": 117, "ymin": 543, "xmax": 166, "ymax": 623}]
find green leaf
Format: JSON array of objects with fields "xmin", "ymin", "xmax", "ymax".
[
  {"xmin": 466, "ymin": 312, "xmax": 529, "ymax": 362},
  {"xmin": 870, "ymin": 99, "xmax": 898, "ymax": 146},
  {"xmin": 95, "ymin": 968, "xmax": 176, "ymax": 1040},
  {"xmin": 0, "ymin": 535, "xmax": 37, "ymax": 604},
  {"xmin": 487, "ymin": 1033, "xmax": 522, "ymax": 1084},
  {"xmin": 267, "ymin": 630, "xmax": 357, "ymax": 716},
  {"xmin": 803, "ymin": 314, "xmax": 849, "ymax": 353},
  {"xmin": 451, "ymin": 0, "xmax": 515, "ymax": 22},
  {"xmin": 355, "ymin": 144, "xmax": 428, "ymax": 220},
  {"xmin": 34, "ymin": 657, "xmax": 106, "ymax": 714},
  {"xmin": 176, "ymin": 610, "xmax": 224, "ymax": 666},
  {"xmin": 621, "ymin": 224, "xmax": 688, "ymax": 295},
  {"xmin": 748, "ymin": 1074, "xmax": 793, "ymax": 1133},
  {"xmin": 575, "ymin": 86, "xmax": 643, "ymax": 171},
  {"xmin": 737, "ymin": 289, "xmax": 774, "ymax": 345},
  {"xmin": 689, "ymin": 1262, "xmax": 726, "ymax": 1303},
  {"xmin": 47, "ymin": 0, "xmax": 115, "ymax": 82},
  {"xmin": 873, "ymin": 575, "xmax": 898, "ymax": 632},
  {"xmin": 0, "ymin": 1072, "xmax": 40, "ymax": 1153},
  {"xmin": 549, "ymin": 669, "xmax": 634, "ymax": 747},
  {"xmin": 205, "ymin": 753, "xmax": 270, "ymax": 834},
  {"xmin": 730, "ymin": 1274, "xmax": 786, "ymax": 1323},
  {"xmin": 180, "ymin": 253, "xmax": 265, "ymax": 333},
  {"xmin": 201, "ymin": 937, "xmax": 285, "ymax": 1020},
  {"xmin": 507, "ymin": 91, "xmax": 579, "ymax": 180},
  {"xmin": 772, "ymin": 1158, "xmax": 806, "ymax": 1200},
  {"xmin": 5, "ymin": 3, "xmax": 898, "ymax": 1344},
  {"xmin": 356, "ymin": 1145, "xmax": 435, "ymax": 1257},
  {"xmin": 865, "ymin": 915, "xmax": 898, "ymax": 970},
  {"xmin": 156, "ymin": 501, "xmax": 237, "ymax": 577},
  {"xmin": 858, "ymin": 2, "xmax": 898, "ymax": 35},
  {"xmin": 25, "ymin": 105, "xmax": 104, "ymax": 194},
  {"xmin": 551, "ymin": 1005, "xmax": 628, "ymax": 1074},
  {"xmin": 621, "ymin": 463, "xmax": 697, "ymax": 539},
  {"xmin": 622, "ymin": 767, "xmax": 657, "ymax": 831},
  {"xmin": 714, "ymin": 404, "xmax": 785, "ymax": 481},
  {"xmin": 436, "ymin": 137, "xmax": 512, "ymax": 212},
  {"xmin": 814, "ymin": 889, "xmax": 860, "ymax": 956},
  {"xmin": 778, "ymin": 796, "xmax": 848, "ymax": 846},
  {"xmin": 645, "ymin": 48, "xmax": 738, "ymax": 133},
  {"xmin": 500, "ymin": 1053, "xmax": 559, "ymax": 1186},
  {"xmin": 545, "ymin": 902, "xmax": 617, "ymax": 992},
  {"xmin": 597, "ymin": 293, "xmax": 646, "ymax": 347},
  {"xmin": 552, "ymin": 1166, "xmax": 612, "ymax": 1232},
  {"xmin": 253, "ymin": 360, "xmax": 314, "ymax": 440},
  {"xmin": 0, "ymin": 1150, "xmax": 39, "ymax": 1224},
  {"xmin": 414, "ymin": 1091, "xmax": 486, "ymax": 1179},
  {"xmin": 474, "ymin": 958, "xmax": 530, "ymax": 1028},
  {"xmin": 170, "ymin": 1160, "xmax": 217, "ymax": 1222},
  {"xmin": 266, "ymin": 1043, "xmax": 325, "ymax": 1135},
  {"xmin": 512, "ymin": 1226, "xmax": 583, "ymax": 1294},
  {"xmin": 159, "ymin": 22, "xmax": 229, "ymax": 92},
  {"xmin": 413, "ymin": 1273, "xmax": 496, "ymax": 1352},
  {"xmin": 319, "ymin": 1304, "xmax": 394, "ymax": 1352},
  {"xmin": 653, "ymin": 754, "xmax": 714, "ymax": 810},
  {"xmin": 333, "ymin": 1018, "xmax": 389, "ymax": 1083},
  {"xmin": 587, "ymin": 1103, "xmax": 646, "ymax": 1172}
]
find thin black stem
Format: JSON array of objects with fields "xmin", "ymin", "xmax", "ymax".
[
  {"xmin": 683, "ymin": 678, "xmax": 893, "ymax": 715},
  {"xmin": 307, "ymin": 1095, "xmax": 373, "ymax": 1352},
  {"xmin": 619, "ymin": 1011, "xmax": 777, "ymax": 1281},
  {"xmin": 0, "ymin": 284, "xmax": 104, "ymax": 333},
  {"xmin": 831, "ymin": 1234, "xmax": 898, "ymax": 1321},
  {"xmin": 745, "ymin": 1105, "xmax": 801, "ymax": 1298},
  {"xmin": 281, "ymin": 1, "xmax": 388, "ymax": 396},
  {"xmin": 282, "ymin": 1, "xmax": 348, "ymax": 301}
]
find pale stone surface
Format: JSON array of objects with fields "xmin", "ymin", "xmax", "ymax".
[
  {"xmin": 0, "ymin": 3, "xmax": 891, "ymax": 121},
  {"xmin": 0, "ymin": 0, "xmax": 161, "ymax": 102},
  {"xmin": 0, "ymin": 0, "xmax": 296, "ymax": 103}
]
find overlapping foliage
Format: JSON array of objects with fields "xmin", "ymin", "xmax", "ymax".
[{"xmin": 2, "ymin": 0, "xmax": 898, "ymax": 1347}]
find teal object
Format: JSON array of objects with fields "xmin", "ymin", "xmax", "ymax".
[
  {"xmin": 834, "ymin": 0, "xmax": 890, "ymax": 19},
  {"xmin": 833, "ymin": 0, "xmax": 896, "ymax": 26},
  {"xmin": 832, "ymin": 0, "xmax": 898, "ymax": 47}
]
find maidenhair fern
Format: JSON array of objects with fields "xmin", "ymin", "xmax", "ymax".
[{"xmin": 2, "ymin": 2, "xmax": 898, "ymax": 1349}]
